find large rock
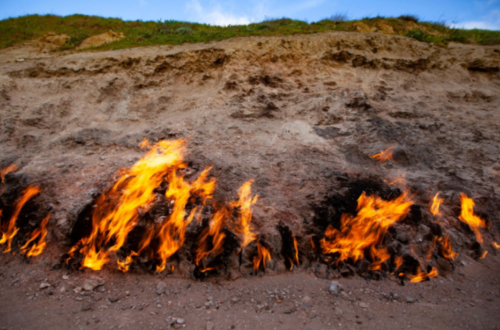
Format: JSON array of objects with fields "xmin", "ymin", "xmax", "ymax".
[
  {"xmin": 78, "ymin": 31, "xmax": 125, "ymax": 49},
  {"xmin": 40, "ymin": 32, "xmax": 70, "ymax": 46}
]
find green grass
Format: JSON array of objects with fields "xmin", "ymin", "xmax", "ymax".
[{"xmin": 0, "ymin": 14, "xmax": 499, "ymax": 51}]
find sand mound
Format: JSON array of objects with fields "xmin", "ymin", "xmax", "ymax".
[{"xmin": 78, "ymin": 30, "xmax": 125, "ymax": 49}]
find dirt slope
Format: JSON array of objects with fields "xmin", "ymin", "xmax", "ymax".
[{"xmin": 1, "ymin": 31, "xmax": 500, "ymax": 329}]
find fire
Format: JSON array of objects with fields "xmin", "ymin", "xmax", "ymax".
[
  {"xmin": 293, "ymin": 237, "xmax": 299, "ymax": 265},
  {"xmin": 253, "ymin": 242, "xmax": 271, "ymax": 271},
  {"xmin": 394, "ymin": 255, "xmax": 403, "ymax": 270},
  {"xmin": 458, "ymin": 193, "xmax": 487, "ymax": 243},
  {"xmin": 0, "ymin": 186, "xmax": 41, "ymax": 253},
  {"xmin": 67, "ymin": 138, "xmax": 259, "ymax": 273},
  {"xmin": 493, "ymin": 242, "xmax": 500, "ymax": 249},
  {"xmin": 479, "ymin": 250, "xmax": 488, "ymax": 259},
  {"xmin": 370, "ymin": 146, "xmax": 394, "ymax": 163},
  {"xmin": 430, "ymin": 192, "xmax": 444, "ymax": 216},
  {"xmin": 155, "ymin": 166, "xmax": 215, "ymax": 272},
  {"xmin": 320, "ymin": 190, "xmax": 413, "ymax": 269},
  {"xmin": 194, "ymin": 208, "xmax": 227, "ymax": 272},
  {"xmin": 1, "ymin": 164, "xmax": 18, "ymax": 183},
  {"xmin": 409, "ymin": 266, "xmax": 438, "ymax": 283},
  {"xmin": 231, "ymin": 180, "xmax": 258, "ymax": 251},
  {"xmin": 20, "ymin": 214, "xmax": 50, "ymax": 257},
  {"xmin": 437, "ymin": 235, "xmax": 457, "ymax": 261},
  {"xmin": 67, "ymin": 139, "xmax": 191, "ymax": 270}
]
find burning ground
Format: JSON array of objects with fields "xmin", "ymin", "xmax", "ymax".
[{"xmin": 0, "ymin": 31, "xmax": 500, "ymax": 329}]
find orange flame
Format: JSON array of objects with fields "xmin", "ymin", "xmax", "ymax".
[
  {"xmin": 138, "ymin": 138, "xmax": 150, "ymax": 149},
  {"xmin": 409, "ymin": 266, "xmax": 438, "ymax": 283},
  {"xmin": 155, "ymin": 166, "xmax": 215, "ymax": 272},
  {"xmin": 117, "ymin": 251, "xmax": 138, "ymax": 272},
  {"xmin": 1, "ymin": 164, "xmax": 18, "ymax": 183},
  {"xmin": 293, "ymin": 237, "xmax": 299, "ymax": 265},
  {"xmin": 231, "ymin": 180, "xmax": 258, "ymax": 251},
  {"xmin": 67, "ymin": 139, "xmax": 190, "ymax": 270},
  {"xmin": 320, "ymin": 190, "xmax": 413, "ymax": 269},
  {"xmin": 437, "ymin": 235, "xmax": 457, "ymax": 261},
  {"xmin": 0, "ymin": 186, "xmax": 41, "ymax": 253},
  {"xmin": 430, "ymin": 192, "xmax": 444, "ymax": 217},
  {"xmin": 20, "ymin": 214, "xmax": 49, "ymax": 257},
  {"xmin": 493, "ymin": 242, "xmax": 500, "ymax": 249},
  {"xmin": 253, "ymin": 242, "xmax": 272, "ymax": 271},
  {"xmin": 394, "ymin": 255, "xmax": 403, "ymax": 270},
  {"xmin": 458, "ymin": 193, "xmax": 487, "ymax": 243},
  {"xmin": 194, "ymin": 208, "xmax": 227, "ymax": 272},
  {"xmin": 479, "ymin": 250, "xmax": 488, "ymax": 259},
  {"xmin": 370, "ymin": 146, "xmax": 394, "ymax": 163}
]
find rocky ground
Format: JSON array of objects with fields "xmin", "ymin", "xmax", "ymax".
[{"xmin": 0, "ymin": 30, "xmax": 500, "ymax": 329}]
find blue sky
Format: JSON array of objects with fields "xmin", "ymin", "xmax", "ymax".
[{"xmin": 1, "ymin": 0, "xmax": 499, "ymax": 30}]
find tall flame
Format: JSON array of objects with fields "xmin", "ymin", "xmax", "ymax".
[
  {"xmin": 320, "ymin": 191, "xmax": 413, "ymax": 269},
  {"xmin": 231, "ymin": 180, "xmax": 258, "ymax": 251},
  {"xmin": 409, "ymin": 266, "xmax": 438, "ymax": 283},
  {"xmin": 370, "ymin": 146, "xmax": 394, "ymax": 163},
  {"xmin": 458, "ymin": 193, "xmax": 487, "ymax": 243},
  {"xmin": 68, "ymin": 139, "xmax": 189, "ymax": 270},
  {"xmin": 1, "ymin": 164, "xmax": 18, "ymax": 183},
  {"xmin": 293, "ymin": 237, "xmax": 299, "ymax": 265},
  {"xmin": 430, "ymin": 192, "xmax": 443, "ymax": 216},
  {"xmin": 194, "ymin": 209, "xmax": 227, "ymax": 271},
  {"xmin": 0, "ymin": 186, "xmax": 41, "ymax": 253},
  {"xmin": 20, "ymin": 214, "xmax": 50, "ymax": 257},
  {"xmin": 253, "ymin": 242, "xmax": 271, "ymax": 271}
]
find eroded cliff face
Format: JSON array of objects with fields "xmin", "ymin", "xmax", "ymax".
[{"xmin": 0, "ymin": 31, "xmax": 499, "ymax": 277}]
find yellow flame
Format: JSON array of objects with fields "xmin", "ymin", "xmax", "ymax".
[
  {"xmin": 20, "ymin": 214, "xmax": 50, "ymax": 257},
  {"xmin": 231, "ymin": 180, "xmax": 258, "ymax": 251},
  {"xmin": 321, "ymin": 190, "xmax": 413, "ymax": 269},
  {"xmin": 458, "ymin": 193, "xmax": 487, "ymax": 243},
  {"xmin": 409, "ymin": 267, "xmax": 438, "ymax": 283},
  {"xmin": 253, "ymin": 242, "xmax": 272, "ymax": 271},
  {"xmin": 430, "ymin": 192, "xmax": 444, "ymax": 217},
  {"xmin": 0, "ymin": 186, "xmax": 41, "ymax": 253}
]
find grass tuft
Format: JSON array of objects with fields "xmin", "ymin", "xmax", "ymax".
[{"xmin": 398, "ymin": 15, "xmax": 419, "ymax": 23}]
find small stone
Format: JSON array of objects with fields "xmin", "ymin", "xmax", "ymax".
[
  {"xmin": 406, "ymin": 296, "xmax": 416, "ymax": 303},
  {"xmin": 283, "ymin": 307, "xmax": 296, "ymax": 314},
  {"xmin": 60, "ymin": 286, "xmax": 67, "ymax": 293},
  {"xmin": 302, "ymin": 296, "xmax": 312, "ymax": 303},
  {"xmin": 157, "ymin": 282, "xmax": 167, "ymax": 295},
  {"xmin": 329, "ymin": 281, "xmax": 340, "ymax": 295},
  {"xmin": 359, "ymin": 302, "xmax": 369, "ymax": 308},
  {"xmin": 125, "ymin": 291, "xmax": 130, "ymax": 296},
  {"xmin": 83, "ymin": 276, "xmax": 105, "ymax": 291},
  {"xmin": 40, "ymin": 282, "xmax": 51, "ymax": 290},
  {"xmin": 176, "ymin": 318, "xmax": 185, "ymax": 324},
  {"xmin": 206, "ymin": 321, "xmax": 215, "ymax": 330},
  {"xmin": 81, "ymin": 303, "xmax": 93, "ymax": 312},
  {"xmin": 62, "ymin": 275, "xmax": 69, "ymax": 280}
]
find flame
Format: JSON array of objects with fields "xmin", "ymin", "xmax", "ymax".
[
  {"xmin": 138, "ymin": 138, "xmax": 150, "ymax": 148},
  {"xmin": 493, "ymin": 242, "xmax": 500, "ymax": 249},
  {"xmin": 117, "ymin": 251, "xmax": 138, "ymax": 272},
  {"xmin": 155, "ymin": 166, "xmax": 215, "ymax": 272},
  {"xmin": 1, "ymin": 164, "xmax": 18, "ymax": 183},
  {"xmin": 394, "ymin": 255, "xmax": 403, "ymax": 270},
  {"xmin": 194, "ymin": 208, "xmax": 227, "ymax": 272},
  {"xmin": 458, "ymin": 193, "xmax": 487, "ymax": 243},
  {"xmin": 409, "ymin": 266, "xmax": 438, "ymax": 283},
  {"xmin": 430, "ymin": 192, "xmax": 444, "ymax": 217},
  {"xmin": 479, "ymin": 250, "xmax": 488, "ymax": 259},
  {"xmin": 20, "ymin": 214, "xmax": 49, "ymax": 257},
  {"xmin": 253, "ymin": 242, "xmax": 272, "ymax": 271},
  {"xmin": 370, "ymin": 146, "xmax": 394, "ymax": 163},
  {"xmin": 0, "ymin": 186, "xmax": 41, "ymax": 253},
  {"xmin": 320, "ymin": 190, "xmax": 413, "ymax": 269},
  {"xmin": 310, "ymin": 236, "xmax": 316, "ymax": 250},
  {"xmin": 293, "ymin": 237, "xmax": 299, "ymax": 265},
  {"xmin": 437, "ymin": 235, "xmax": 457, "ymax": 261},
  {"xmin": 231, "ymin": 180, "xmax": 258, "ymax": 251},
  {"xmin": 67, "ymin": 139, "xmax": 189, "ymax": 270}
]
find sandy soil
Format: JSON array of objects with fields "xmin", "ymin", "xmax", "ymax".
[{"xmin": 0, "ymin": 31, "xmax": 500, "ymax": 329}]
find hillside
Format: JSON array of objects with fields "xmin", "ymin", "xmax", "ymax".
[{"xmin": 0, "ymin": 23, "xmax": 500, "ymax": 330}]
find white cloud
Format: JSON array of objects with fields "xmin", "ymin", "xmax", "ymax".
[
  {"xmin": 452, "ymin": 20, "xmax": 500, "ymax": 30},
  {"xmin": 186, "ymin": 0, "xmax": 252, "ymax": 26}
]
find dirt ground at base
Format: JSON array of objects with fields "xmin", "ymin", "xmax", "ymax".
[
  {"xmin": 0, "ymin": 30, "xmax": 500, "ymax": 329},
  {"xmin": 1, "ymin": 249, "xmax": 500, "ymax": 330}
]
